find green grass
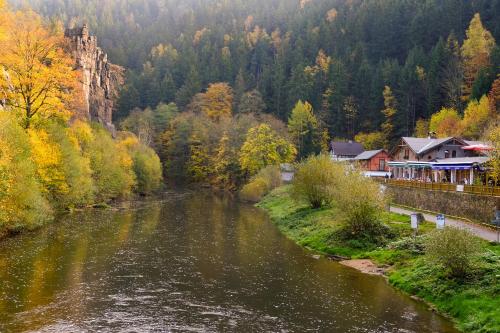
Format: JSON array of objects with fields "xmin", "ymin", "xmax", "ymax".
[{"xmin": 258, "ymin": 185, "xmax": 500, "ymax": 333}]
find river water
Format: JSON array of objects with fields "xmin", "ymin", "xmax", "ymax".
[{"xmin": 0, "ymin": 191, "xmax": 457, "ymax": 332}]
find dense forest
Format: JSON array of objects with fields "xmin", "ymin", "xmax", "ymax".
[
  {"xmin": 10, "ymin": 0, "xmax": 500, "ymax": 137},
  {"xmin": 5, "ymin": 0, "xmax": 500, "ymax": 186}
]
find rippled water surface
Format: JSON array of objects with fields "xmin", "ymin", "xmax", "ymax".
[{"xmin": 0, "ymin": 191, "xmax": 458, "ymax": 332}]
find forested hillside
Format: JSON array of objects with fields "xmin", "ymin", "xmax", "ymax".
[{"xmin": 10, "ymin": 0, "xmax": 500, "ymax": 139}]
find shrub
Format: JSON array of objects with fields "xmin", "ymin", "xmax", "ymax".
[
  {"xmin": 118, "ymin": 133, "xmax": 163, "ymax": 195},
  {"xmin": 291, "ymin": 154, "xmax": 342, "ymax": 208},
  {"xmin": 240, "ymin": 178, "xmax": 269, "ymax": 202},
  {"xmin": 33, "ymin": 122, "xmax": 95, "ymax": 208},
  {"xmin": 0, "ymin": 113, "xmax": 51, "ymax": 232},
  {"xmin": 388, "ymin": 235, "xmax": 428, "ymax": 254},
  {"xmin": 240, "ymin": 165, "xmax": 281, "ymax": 202},
  {"xmin": 132, "ymin": 146, "xmax": 163, "ymax": 194},
  {"xmin": 334, "ymin": 167, "xmax": 389, "ymax": 243},
  {"xmin": 425, "ymin": 227, "xmax": 482, "ymax": 278},
  {"xmin": 87, "ymin": 125, "xmax": 136, "ymax": 202}
]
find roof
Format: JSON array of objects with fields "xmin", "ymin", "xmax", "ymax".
[
  {"xmin": 401, "ymin": 137, "xmax": 467, "ymax": 156},
  {"xmin": 464, "ymin": 140, "xmax": 488, "ymax": 146},
  {"xmin": 331, "ymin": 141, "xmax": 364, "ymax": 157},
  {"xmin": 354, "ymin": 149, "xmax": 385, "ymax": 160}
]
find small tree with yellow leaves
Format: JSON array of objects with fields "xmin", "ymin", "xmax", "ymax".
[{"xmin": 239, "ymin": 124, "xmax": 296, "ymax": 176}]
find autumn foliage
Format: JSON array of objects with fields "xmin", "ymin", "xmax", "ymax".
[
  {"xmin": 0, "ymin": 10, "xmax": 76, "ymax": 129},
  {"xmin": 0, "ymin": 5, "xmax": 162, "ymax": 236}
]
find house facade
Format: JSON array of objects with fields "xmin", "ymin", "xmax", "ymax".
[
  {"xmin": 353, "ymin": 149, "xmax": 390, "ymax": 177},
  {"xmin": 388, "ymin": 137, "xmax": 489, "ymax": 184}
]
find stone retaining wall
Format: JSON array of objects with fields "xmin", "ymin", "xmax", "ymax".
[{"xmin": 385, "ymin": 184, "xmax": 499, "ymax": 224}]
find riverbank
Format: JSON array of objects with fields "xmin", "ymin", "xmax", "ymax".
[{"xmin": 257, "ymin": 185, "xmax": 500, "ymax": 333}]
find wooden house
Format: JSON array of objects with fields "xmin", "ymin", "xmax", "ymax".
[
  {"xmin": 388, "ymin": 137, "xmax": 489, "ymax": 184},
  {"xmin": 353, "ymin": 149, "xmax": 391, "ymax": 177}
]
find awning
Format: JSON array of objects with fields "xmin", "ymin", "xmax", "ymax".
[
  {"xmin": 407, "ymin": 162, "xmax": 432, "ymax": 169},
  {"xmin": 388, "ymin": 161, "xmax": 432, "ymax": 169},
  {"xmin": 432, "ymin": 165, "xmax": 474, "ymax": 170},
  {"xmin": 462, "ymin": 144, "xmax": 493, "ymax": 151},
  {"xmin": 390, "ymin": 157, "xmax": 490, "ymax": 171},
  {"xmin": 363, "ymin": 171, "xmax": 391, "ymax": 177}
]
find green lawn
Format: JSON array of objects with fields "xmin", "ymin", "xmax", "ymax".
[{"xmin": 257, "ymin": 185, "xmax": 500, "ymax": 333}]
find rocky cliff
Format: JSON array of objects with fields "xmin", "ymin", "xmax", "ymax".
[{"xmin": 65, "ymin": 25, "xmax": 124, "ymax": 132}]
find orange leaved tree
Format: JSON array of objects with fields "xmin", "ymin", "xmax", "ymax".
[{"xmin": 0, "ymin": 10, "xmax": 76, "ymax": 129}]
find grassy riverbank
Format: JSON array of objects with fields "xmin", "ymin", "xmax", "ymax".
[{"xmin": 258, "ymin": 186, "xmax": 500, "ymax": 333}]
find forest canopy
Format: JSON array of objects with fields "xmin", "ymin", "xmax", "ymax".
[{"xmin": 9, "ymin": 0, "xmax": 500, "ymax": 144}]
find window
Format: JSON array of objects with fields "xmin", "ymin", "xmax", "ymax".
[
  {"xmin": 403, "ymin": 148, "xmax": 409, "ymax": 160},
  {"xmin": 452, "ymin": 150, "xmax": 457, "ymax": 158},
  {"xmin": 444, "ymin": 150, "xmax": 450, "ymax": 158},
  {"xmin": 379, "ymin": 159, "xmax": 386, "ymax": 171}
]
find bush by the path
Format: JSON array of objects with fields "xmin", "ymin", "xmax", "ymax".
[
  {"xmin": 425, "ymin": 227, "xmax": 482, "ymax": 278},
  {"xmin": 291, "ymin": 154, "xmax": 341, "ymax": 208},
  {"xmin": 240, "ymin": 165, "xmax": 281, "ymax": 202}
]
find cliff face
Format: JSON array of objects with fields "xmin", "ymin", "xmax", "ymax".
[{"xmin": 64, "ymin": 25, "xmax": 124, "ymax": 131}]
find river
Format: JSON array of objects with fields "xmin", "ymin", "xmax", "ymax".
[{"xmin": 0, "ymin": 191, "xmax": 457, "ymax": 332}]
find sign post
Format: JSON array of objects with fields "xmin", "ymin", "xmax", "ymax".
[
  {"xmin": 410, "ymin": 213, "xmax": 421, "ymax": 241},
  {"xmin": 492, "ymin": 210, "xmax": 500, "ymax": 243},
  {"xmin": 436, "ymin": 214, "xmax": 446, "ymax": 229}
]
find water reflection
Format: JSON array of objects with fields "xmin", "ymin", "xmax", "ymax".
[{"xmin": 0, "ymin": 191, "xmax": 457, "ymax": 332}]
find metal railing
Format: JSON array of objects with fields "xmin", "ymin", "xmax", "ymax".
[{"xmin": 385, "ymin": 179, "xmax": 500, "ymax": 197}]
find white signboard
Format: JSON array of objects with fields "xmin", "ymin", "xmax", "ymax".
[
  {"xmin": 436, "ymin": 214, "xmax": 446, "ymax": 229},
  {"xmin": 410, "ymin": 214, "xmax": 419, "ymax": 229},
  {"xmin": 456, "ymin": 185, "xmax": 464, "ymax": 192}
]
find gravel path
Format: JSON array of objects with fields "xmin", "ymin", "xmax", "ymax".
[{"xmin": 390, "ymin": 205, "xmax": 499, "ymax": 242}]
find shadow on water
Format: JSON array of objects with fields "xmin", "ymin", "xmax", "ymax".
[{"xmin": 0, "ymin": 190, "xmax": 458, "ymax": 332}]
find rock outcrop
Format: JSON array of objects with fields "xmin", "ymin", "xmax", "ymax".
[{"xmin": 64, "ymin": 25, "xmax": 124, "ymax": 132}]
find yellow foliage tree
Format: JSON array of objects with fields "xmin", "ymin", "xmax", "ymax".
[
  {"xmin": 0, "ymin": 0, "xmax": 6, "ymax": 40},
  {"xmin": 485, "ymin": 123, "xmax": 500, "ymax": 184},
  {"xmin": 86, "ymin": 125, "xmax": 136, "ymax": 201},
  {"xmin": 414, "ymin": 119, "xmax": 430, "ymax": 138},
  {"xmin": 462, "ymin": 95, "xmax": 491, "ymax": 139},
  {"xmin": 0, "ymin": 10, "xmax": 76, "ymax": 128},
  {"xmin": 239, "ymin": 124, "xmax": 296, "ymax": 176},
  {"xmin": 461, "ymin": 13, "xmax": 496, "ymax": 101},
  {"xmin": 118, "ymin": 132, "xmax": 162, "ymax": 194},
  {"xmin": 355, "ymin": 131, "xmax": 386, "ymax": 150},
  {"xmin": 201, "ymin": 82, "xmax": 233, "ymax": 121},
  {"xmin": 0, "ymin": 112, "xmax": 51, "ymax": 231},
  {"xmin": 49, "ymin": 123, "xmax": 95, "ymax": 207},
  {"xmin": 212, "ymin": 132, "xmax": 239, "ymax": 190},
  {"xmin": 381, "ymin": 86, "xmax": 398, "ymax": 147},
  {"xmin": 429, "ymin": 108, "xmax": 463, "ymax": 137},
  {"xmin": 28, "ymin": 128, "xmax": 69, "ymax": 198},
  {"xmin": 187, "ymin": 132, "xmax": 211, "ymax": 182},
  {"xmin": 288, "ymin": 100, "xmax": 320, "ymax": 158}
]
